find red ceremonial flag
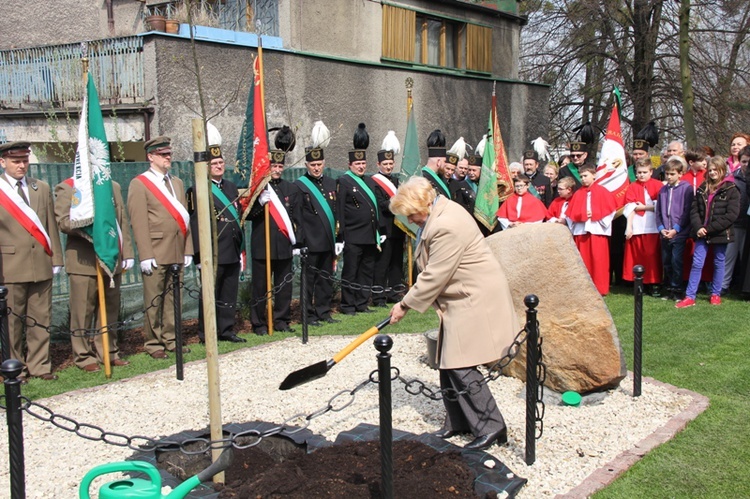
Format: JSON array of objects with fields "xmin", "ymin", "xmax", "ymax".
[
  {"xmin": 241, "ymin": 55, "xmax": 271, "ymax": 217},
  {"xmin": 595, "ymin": 88, "xmax": 629, "ymax": 208},
  {"xmin": 491, "ymin": 87, "xmax": 512, "ymax": 201}
]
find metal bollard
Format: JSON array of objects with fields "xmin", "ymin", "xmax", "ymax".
[
  {"xmin": 0, "ymin": 286, "xmax": 9, "ymax": 363},
  {"xmin": 300, "ymin": 247, "xmax": 309, "ymax": 344},
  {"xmin": 374, "ymin": 334, "xmax": 393, "ymax": 499},
  {"xmin": 2, "ymin": 359, "xmax": 26, "ymax": 499},
  {"xmin": 524, "ymin": 294, "xmax": 539, "ymax": 466},
  {"xmin": 633, "ymin": 265, "xmax": 644, "ymax": 397},
  {"xmin": 170, "ymin": 264, "xmax": 184, "ymax": 381}
]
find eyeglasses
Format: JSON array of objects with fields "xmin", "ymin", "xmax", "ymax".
[
  {"xmin": 571, "ymin": 154, "xmax": 584, "ymax": 159},
  {"xmin": 155, "ymin": 152, "xmax": 172, "ymax": 157}
]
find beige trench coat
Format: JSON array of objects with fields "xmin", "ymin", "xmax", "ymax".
[{"xmin": 401, "ymin": 196, "xmax": 519, "ymax": 369}]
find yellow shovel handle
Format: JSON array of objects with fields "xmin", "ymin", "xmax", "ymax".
[{"xmin": 332, "ymin": 317, "xmax": 391, "ymax": 364}]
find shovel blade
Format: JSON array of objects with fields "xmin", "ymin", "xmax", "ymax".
[{"xmin": 279, "ymin": 359, "xmax": 334, "ymax": 390}]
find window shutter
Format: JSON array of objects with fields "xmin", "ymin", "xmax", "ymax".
[{"xmin": 382, "ymin": 5, "xmax": 416, "ymax": 62}]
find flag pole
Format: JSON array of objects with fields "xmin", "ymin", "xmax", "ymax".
[
  {"xmin": 257, "ymin": 41, "xmax": 273, "ymax": 336},
  {"xmin": 81, "ymin": 45, "xmax": 113, "ymax": 379},
  {"xmin": 405, "ymin": 79, "xmax": 414, "ymax": 288}
]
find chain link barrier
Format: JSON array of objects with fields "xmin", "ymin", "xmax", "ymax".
[
  {"xmin": 309, "ymin": 264, "xmax": 407, "ymax": 296},
  {"xmin": 0, "ymin": 375, "xmax": 374, "ymax": 455}
]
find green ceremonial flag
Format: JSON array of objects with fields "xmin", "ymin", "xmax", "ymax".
[
  {"xmin": 395, "ymin": 104, "xmax": 420, "ymax": 238},
  {"xmin": 474, "ymin": 111, "xmax": 499, "ymax": 231},
  {"xmin": 71, "ymin": 77, "xmax": 119, "ymax": 278}
]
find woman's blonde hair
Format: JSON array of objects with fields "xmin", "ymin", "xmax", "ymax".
[
  {"xmin": 707, "ymin": 155, "xmax": 728, "ymax": 192},
  {"xmin": 389, "ymin": 176, "xmax": 436, "ymax": 216}
]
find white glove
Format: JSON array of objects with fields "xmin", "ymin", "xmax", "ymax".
[
  {"xmin": 122, "ymin": 259, "xmax": 134, "ymax": 271},
  {"xmin": 335, "ymin": 242, "xmax": 345, "ymax": 256},
  {"xmin": 184, "ymin": 255, "xmax": 193, "ymax": 267},
  {"xmin": 259, "ymin": 190, "xmax": 271, "ymax": 206},
  {"xmin": 195, "ymin": 263, "xmax": 201, "ymax": 271},
  {"xmin": 53, "ymin": 266, "xmax": 62, "ymax": 275},
  {"xmin": 292, "ymin": 248, "xmax": 301, "ymax": 257},
  {"xmin": 140, "ymin": 258, "xmax": 157, "ymax": 275},
  {"xmin": 379, "ymin": 235, "xmax": 387, "ymax": 244}
]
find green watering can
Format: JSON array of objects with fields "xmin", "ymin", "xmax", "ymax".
[{"xmin": 79, "ymin": 448, "xmax": 233, "ymax": 499}]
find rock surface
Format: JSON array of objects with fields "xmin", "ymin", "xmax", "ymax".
[{"xmin": 486, "ymin": 223, "xmax": 627, "ymax": 393}]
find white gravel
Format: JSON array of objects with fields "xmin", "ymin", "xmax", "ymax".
[{"xmin": 0, "ymin": 334, "xmax": 695, "ymax": 498}]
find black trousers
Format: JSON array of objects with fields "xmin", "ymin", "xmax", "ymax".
[
  {"xmin": 610, "ymin": 215, "xmax": 627, "ymax": 285},
  {"xmin": 198, "ymin": 262, "xmax": 240, "ymax": 341},
  {"xmin": 251, "ymin": 257, "xmax": 293, "ymax": 333},
  {"xmin": 340, "ymin": 243, "xmax": 377, "ymax": 313},
  {"xmin": 372, "ymin": 236, "xmax": 405, "ymax": 305},
  {"xmin": 439, "ymin": 367, "xmax": 506, "ymax": 438},
  {"xmin": 304, "ymin": 251, "xmax": 334, "ymax": 321}
]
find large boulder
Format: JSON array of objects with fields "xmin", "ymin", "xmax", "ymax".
[{"xmin": 485, "ymin": 223, "xmax": 627, "ymax": 393}]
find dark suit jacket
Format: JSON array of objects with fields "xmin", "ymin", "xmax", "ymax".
[
  {"xmin": 55, "ymin": 180, "xmax": 134, "ymax": 276},
  {"xmin": 0, "ymin": 175, "xmax": 63, "ymax": 283},
  {"xmin": 186, "ymin": 178, "xmax": 243, "ymax": 265},
  {"xmin": 248, "ymin": 178, "xmax": 296, "ymax": 260},
  {"xmin": 372, "ymin": 173, "xmax": 403, "ymax": 240},
  {"xmin": 292, "ymin": 173, "xmax": 338, "ymax": 253},
  {"xmin": 337, "ymin": 173, "xmax": 380, "ymax": 245}
]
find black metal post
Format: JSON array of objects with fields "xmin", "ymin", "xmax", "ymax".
[
  {"xmin": 375, "ymin": 334, "xmax": 393, "ymax": 499},
  {"xmin": 0, "ymin": 287, "xmax": 9, "ymax": 363},
  {"xmin": 300, "ymin": 247, "xmax": 309, "ymax": 344},
  {"xmin": 633, "ymin": 265, "xmax": 644, "ymax": 397},
  {"xmin": 170, "ymin": 264, "xmax": 184, "ymax": 381},
  {"xmin": 3, "ymin": 359, "xmax": 26, "ymax": 499},
  {"xmin": 524, "ymin": 294, "xmax": 539, "ymax": 466}
]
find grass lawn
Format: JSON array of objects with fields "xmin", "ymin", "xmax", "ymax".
[{"xmin": 13, "ymin": 285, "xmax": 749, "ymax": 497}]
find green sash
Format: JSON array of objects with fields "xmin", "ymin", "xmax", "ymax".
[
  {"xmin": 345, "ymin": 171, "xmax": 381, "ymax": 248},
  {"xmin": 212, "ymin": 182, "xmax": 244, "ymax": 250},
  {"xmin": 297, "ymin": 175, "xmax": 336, "ymax": 244},
  {"xmin": 627, "ymin": 164, "xmax": 636, "ymax": 182},
  {"xmin": 565, "ymin": 162, "xmax": 582, "ymax": 183},
  {"xmin": 421, "ymin": 166, "xmax": 451, "ymax": 198}
]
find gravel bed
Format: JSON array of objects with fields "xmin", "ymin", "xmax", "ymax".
[{"xmin": 0, "ymin": 333, "xmax": 695, "ymax": 498}]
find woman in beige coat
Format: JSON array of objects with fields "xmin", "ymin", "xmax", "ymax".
[{"xmin": 389, "ymin": 177, "xmax": 519, "ymax": 451}]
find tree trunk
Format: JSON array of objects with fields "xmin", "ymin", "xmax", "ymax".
[{"xmin": 679, "ymin": 0, "xmax": 697, "ymax": 149}]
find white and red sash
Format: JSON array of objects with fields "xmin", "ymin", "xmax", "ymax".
[
  {"xmin": 372, "ymin": 173, "xmax": 398, "ymax": 198},
  {"xmin": 267, "ymin": 184, "xmax": 296, "ymax": 244},
  {"xmin": 0, "ymin": 176, "xmax": 53, "ymax": 255},
  {"xmin": 136, "ymin": 173, "xmax": 190, "ymax": 237}
]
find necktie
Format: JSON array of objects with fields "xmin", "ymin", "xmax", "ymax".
[
  {"xmin": 16, "ymin": 181, "xmax": 29, "ymax": 206},
  {"xmin": 164, "ymin": 175, "xmax": 174, "ymax": 196}
]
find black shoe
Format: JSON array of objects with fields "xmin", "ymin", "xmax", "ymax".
[
  {"xmin": 358, "ymin": 308, "xmax": 375, "ymax": 313},
  {"xmin": 372, "ymin": 303, "xmax": 388, "ymax": 308},
  {"xmin": 276, "ymin": 327, "xmax": 296, "ymax": 333},
  {"xmin": 254, "ymin": 328, "xmax": 268, "ymax": 336},
  {"xmin": 309, "ymin": 321, "xmax": 322, "ymax": 327},
  {"xmin": 463, "ymin": 428, "xmax": 508, "ymax": 451},
  {"xmin": 434, "ymin": 428, "xmax": 464, "ymax": 439},
  {"xmin": 324, "ymin": 317, "xmax": 341, "ymax": 324},
  {"xmin": 220, "ymin": 334, "xmax": 247, "ymax": 343}
]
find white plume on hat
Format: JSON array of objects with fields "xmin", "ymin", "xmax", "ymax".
[
  {"xmin": 311, "ymin": 120, "xmax": 331, "ymax": 149},
  {"xmin": 207, "ymin": 122, "xmax": 222, "ymax": 146},
  {"xmin": 531, "ymin": 137, "xmax": 550, "ymax": 162},
  {"xmin": 475, "ymin": 134, "xmax": 488, "ymax": 158},
  {"xmin": 381, "ymin": 130, "xmax": 401, "ymax": 155},
  {"xmin": 448, "ymin": 137, "xmax": 468, "ymax": 160}
]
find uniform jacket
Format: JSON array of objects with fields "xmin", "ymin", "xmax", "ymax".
[
  {"xmin": 247, "ymin": 178, "xmax": 295, "ymax": 260},
  {"xmin": 401, "ymin": 196, "xmax": 520, "ymax": 369},
  {"xmin": 55, "ymin": 180, "xmax": 134, "ymax": 276},
  {"xmin": 372, "ymin": 172, "xmax": 403, "ymax": 240},
  {"xmin": 293, "ymin": 173, "xmax": 337, "ymax": 253},
  {"xmin": 337, "ymin": 173, "xmax": 380, "ymax": 245},
  {"xmin": 127, "ymin": 171, "xmax": 193, "ymax": 265},
  {"xmin": 690, "ymin": 178, "xmax": 740, "ymax": 244},
  {"xmin": 186, "ymin": 178, "xmax": 243, "ymax": 265},
  {"xmin": 0, "ymin": 175, "xmax": 63, "ymax": 283},
  {"xmin": 451, "ymin": 179, "xmax": 476, "ymax": 214},
  {"xmin": 529, "ymin": 170, "xmax": 553, "ymax": 207}
]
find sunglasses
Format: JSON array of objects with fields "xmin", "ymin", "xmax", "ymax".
[{"xmin": 571, "ymin": 153, "xmax": 584, "ymax": 159}]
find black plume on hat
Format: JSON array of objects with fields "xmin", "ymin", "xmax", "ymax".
[
  {"xmin": 573, "ymin": 121, "xmax": 596, "ymax": 145},
  {"xmin": 427, "ymin": 129, "xmax": 446, "ymax": 148},
  {"xmin": 635, "ymin": 121, "xmax": 659, "ymax": 148},
  {"xmin": 272, "ymin": 125, "xmax": 296, "ymax": 152},
  {"xmin": 353, "ymin": 123, "xmax": 369, "ymax": 149}
]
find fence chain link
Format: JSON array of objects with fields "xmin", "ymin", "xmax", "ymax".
[{"xmin": 309, "ymin": 265, "xmax": 407, "ymax": 296}]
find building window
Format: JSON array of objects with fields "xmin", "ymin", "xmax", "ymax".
[{"xmin": 382, "ymin": 4, "xmax": 491, "ymax": 73}]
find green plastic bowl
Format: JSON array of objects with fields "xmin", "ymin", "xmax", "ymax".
[{"xmin": 561, "ymin": 391, "xmax": 582, "ymax": 407}]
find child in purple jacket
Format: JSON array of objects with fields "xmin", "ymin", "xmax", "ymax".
[{"xmin": 655, "ymin": 156, "xmax": 694, "ymax": 300}]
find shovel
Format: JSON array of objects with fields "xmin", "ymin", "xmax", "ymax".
[{"xmin": 279, "ymin": 317, "xmax": 391, "ymax": 390}]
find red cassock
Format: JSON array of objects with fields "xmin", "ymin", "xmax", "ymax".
[
  {"xmin": 567, "ymin": 184, "xmax": 618, "ymax": 295},
  {"xmin": 496, "ymin": 193, "xmax": 547, "ymax": 223},
  {"xmin": 622, "ymin": 179, "xmax": 663, "ymax": 283},
  {"xmin": 546, "ymin": 196, "xmax": 569, "ymax": 221}
]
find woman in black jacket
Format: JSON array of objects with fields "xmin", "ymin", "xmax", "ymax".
[{"xmin": 676, "ymin": 156, "xmax": 740, "ymax": 308}]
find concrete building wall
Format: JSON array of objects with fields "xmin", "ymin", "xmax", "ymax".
[
  {"xmin": 152, "ymin": 38, "xmax": 548, "ymax": 171},
  {"xmin": 1, "ymin": 0, "xmax": 145, "ymax": 49}
]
